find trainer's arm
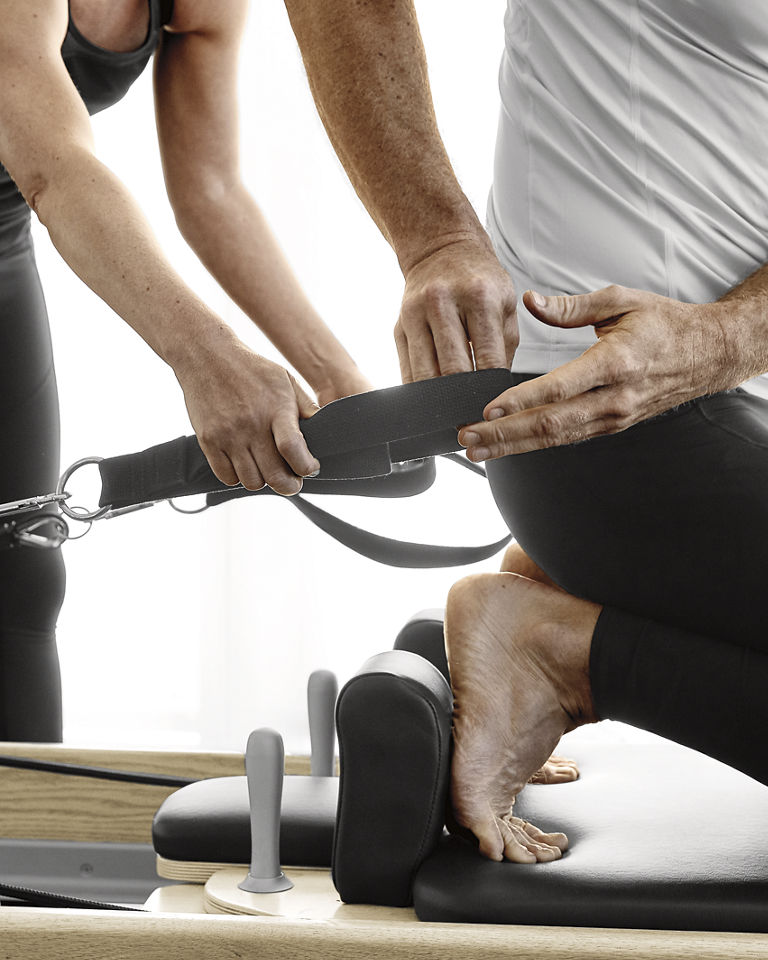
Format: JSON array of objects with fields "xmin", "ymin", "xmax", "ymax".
[
  {"xmin": 283, "ymin": 0, "xmax": 518, "ymax": 382},
  {"xmin": 0, "ymin": 0, "xmax": 319, "ymax": 495},
  {"xmin": 154, "ymin": 0, "xmax": 370, "ymax": 407}
]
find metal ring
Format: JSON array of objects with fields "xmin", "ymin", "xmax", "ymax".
[
  {"xmin": 168, "ymin": 497, "xmax": 210, "ymax": 515},
  {"xmin": 56, "ymin": 457, "xmax": 112, "ymax": 522}
]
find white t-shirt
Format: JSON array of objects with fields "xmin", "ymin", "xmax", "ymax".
[{"xmin": 488, "ymin": 0, "xmax": 768, "ymax": 396}]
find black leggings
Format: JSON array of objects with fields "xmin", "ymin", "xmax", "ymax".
[
  {"xmin": 0, "ymin": 216, "xmax": 65, "ymax": 742},
  {"xmin": 486, "ymin": 374, "xmax": 768, "ymax": 786}
]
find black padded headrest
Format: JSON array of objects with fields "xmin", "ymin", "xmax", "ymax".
[
  {"xmin": 152, "ymin": 774, "xmax": 338, "ymax": 868},
  {"xmin": 332, "ymin": 650, "xmax": 453, "ymax": 907}
]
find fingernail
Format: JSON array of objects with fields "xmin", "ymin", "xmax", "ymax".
[
  {"xmin": 304, "ymin": 461, "xmax": 321, "ymax": 478},
  {"xmin": 530, "ymin": 291, "xmax": 547, "ymax": 309},
  {"xmin": 470, "ymin": 446, "xmax": 490, "ymax": 461},
  {"xmin": 462, "ymin": 431, "xmax": 480, "ymax": 445},
  {"xmin": 487, "ymin": 407, "xmax": 505, "ymax": 420}
]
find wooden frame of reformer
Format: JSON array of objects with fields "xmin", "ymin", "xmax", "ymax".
[{"xmin": 1, "ymin": 743, "xmax": 766, "ymax": 960}]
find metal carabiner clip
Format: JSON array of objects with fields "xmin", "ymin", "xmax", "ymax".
[{"xmin": 13, "ymin": 515, "xmax": 70, "ymax": 549}]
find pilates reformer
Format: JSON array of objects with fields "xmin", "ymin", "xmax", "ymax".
[
  {"xmin": 2, "ymin": 634, "xmax": 768, "ymax": 959},
  {"xmin": 2, "ymin": 369, "xmax": 768, "ymax": 956}
]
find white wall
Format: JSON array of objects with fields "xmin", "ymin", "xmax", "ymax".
[
  {"xmin": 36, "ymin": 1, "xmax": 507, "ymax": 753},
  {"xmin": 37, "ymin": 0, "xmax": 652, "ymax": 755}
]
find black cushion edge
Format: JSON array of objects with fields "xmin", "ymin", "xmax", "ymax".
[{"xmin": 332, "ymin": 650, "xmax": 453, "ymax": 907}]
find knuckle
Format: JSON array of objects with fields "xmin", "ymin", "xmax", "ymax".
[
  {"xmin": 464, "ymin": 277, "xmax": 494, "ymax": 309},
  {"xmin": 611, "ymin": 385, "xmax": 636, "ymax": 419},
  {"xmin": 264, "ymin": 468, "xmax": 301, "ymax": 496},
  {"xmin": 607, "ymin": 346, "xmax": 638, "ymax": 380},
  {"xmin": 420, "ymin": 280, "xmax": 451, "ymax": 312},
  {"xmin": 535, "ymin": 411, "xmax": 564, "ymax": 444},
  {"xmin": 240, "ymin": 472, "xmax": 265, "ymax": 492},
  {"xmin": 275, "ymin": 430, "xmax": 304, "ymax": 460}
]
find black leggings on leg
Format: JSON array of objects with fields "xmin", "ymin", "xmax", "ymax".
[
  {"xmin": 486, "ymin": 375, "xmax": 768, "ymax": 785},
  {"xmin": 0, "ymin": 232, "xmax": 65, "ymax": 742}
]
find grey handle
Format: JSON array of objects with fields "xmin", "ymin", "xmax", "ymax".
[
  {"xmin": 238, "ymin": 728, "xmax": 294, "ymax": 894},
  {"xmin": 308, "ymin": 670, "xmax": 338, "ymax": 777}
]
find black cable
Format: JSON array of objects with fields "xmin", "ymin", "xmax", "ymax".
[
  {"xmin": 0, "ymin": 754, "xmax": 201, "ymax": 787},
  {"xmin": 0, "ymin": 882, "xmax": 147, "ymax": 911},
  {"xmin": 0, "ymin": 755, "xmax": 203, "ymax": 910}
]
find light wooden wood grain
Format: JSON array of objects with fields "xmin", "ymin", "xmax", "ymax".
[
  {"xmin": 0, "ymin": 742, "xmax": 311, "ymax": 844},
  {"xmin": 2, "ymin": 907, "xmax": 767, "ymax": 960}
]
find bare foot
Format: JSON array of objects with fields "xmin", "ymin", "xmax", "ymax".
[
  {"xmin": 445, "ymin": 572, "xmax": 601, "ymax": 863},
  {"xmin": 501, "ymin": 545, "xmax": 579, "ymax": 786},
  {"xmin": 528, "ymin": 755, "xmax": 579, "ymax": 784}
]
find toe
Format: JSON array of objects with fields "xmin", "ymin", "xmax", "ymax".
[
  {"xmin": 522, "ymin": 820, "xmax": 569, "ymax": 852},
  {"xmin": 498, "ymin": 818, "xmax": 537, "ymax": 863}
]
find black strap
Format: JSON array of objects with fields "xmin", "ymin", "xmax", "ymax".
[
  {"xmin": 0, "ymin": 754, "xmax": 196, "ymax": 788},
  {"xmin": 0, "ymin": 754, "xmax": 196, "ymax": 912},
  {"xmin": 97, "ymin": 370, "xmax": 515, "ymax": 567},
  {"xmin": 0, "ymin": 881, "xmax": 146, "ymax": 911}
]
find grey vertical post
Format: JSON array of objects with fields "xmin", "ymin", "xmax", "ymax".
[
  {"xmin": 308, "ymin": 670, "xmax": 338, "ymax": 777},
  {"xmin": 238, "ymin": 728, "xmax": 294, "ymax": 893}
]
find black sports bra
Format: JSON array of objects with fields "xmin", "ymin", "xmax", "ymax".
[{"xmin": 62, "ymin": 0, "xmax": 174, "ymax": 115}]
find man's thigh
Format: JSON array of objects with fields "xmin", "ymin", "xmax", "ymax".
[{"xmin": 485, "ymin": 386, "xmax": 768, "ymax": 651}]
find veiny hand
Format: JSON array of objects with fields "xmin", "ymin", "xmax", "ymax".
[
  {"xmin": 459, "ymin": 284, "xmax": 730, "ymax": 460},
  {"xmin": 174, "ymin": 335, "xmax": 321, "ymax": 495},
  {"xmin": 395, "ymin": 237, "xmax": 518, "ymax": 382}
]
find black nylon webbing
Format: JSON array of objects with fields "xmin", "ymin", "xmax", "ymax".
[
  {"xmin": 95, "ymin": 370, "xmax": 515, "ymax": 567},
  {"xmin": 98, "ymin": 369, "xmax": 515, "ymax": 508}
]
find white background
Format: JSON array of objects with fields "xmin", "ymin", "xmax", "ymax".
[{"xmin": 36, "ymin": 0, "xmax": 647, "ymax": 754}]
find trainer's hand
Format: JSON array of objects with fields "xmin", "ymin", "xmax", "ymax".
[
  {"xmin": 395, "ymin": 238, "xmax": 518, "ymax": 382},
  {"xmin": 174, "ymin": 337, "xmax": 321, "ymax": 495},
  {"xmin": 459, "ymin": 284, "xmax": 731, "ymax": 459}
]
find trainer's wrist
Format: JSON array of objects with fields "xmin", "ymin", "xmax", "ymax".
[{"xmin": 398, "ymin": 224, "xmax": 495, "ymax": 278}]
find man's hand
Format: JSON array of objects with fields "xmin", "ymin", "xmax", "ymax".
[
  {"xmin": 395, "ymin": 238, "xmax": 519, "ymax": 381},
  {"xmin": 174, "ymin": 336, "xmax": 322, "ymax": 495},
  {"xmin": 459, "ymin": 284, "xmax": 734, "ymax": 460}
]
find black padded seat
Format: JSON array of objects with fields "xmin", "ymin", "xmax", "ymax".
[
  {"xmin": 414, "ymin": 741, "xmax": 768, "ymax": 931},
  {"xmin": 152, "ymin": 774, "xmax": 338, "ymax": 867}
]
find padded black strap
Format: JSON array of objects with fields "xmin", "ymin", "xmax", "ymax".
[
  {"xmin": 98, "ymin": 369, "xmax": 515, "ymax": 506},
  {"xmin": 96, "ymin": 371, "xmax": 515, "ymax": 568}
]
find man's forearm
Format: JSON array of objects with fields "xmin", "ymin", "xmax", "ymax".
[
  {"xmin": 284, "ymin": 0, "xmax": 489, "ymax": 272},
  {"xmin": 715, "ymin": 262, "xmax": 768, "ymax": 387}
]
